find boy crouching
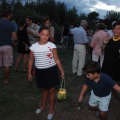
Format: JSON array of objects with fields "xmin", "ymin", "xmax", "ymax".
[{"xmin": 78, "ymin": 61, "xmax": 120, "ymax": 120}]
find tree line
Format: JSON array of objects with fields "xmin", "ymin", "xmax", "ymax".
[{"xmin": 0, "ymin": 0, "xmax": 120, "ymax": 42}]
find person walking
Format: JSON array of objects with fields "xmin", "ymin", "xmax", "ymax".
[
  {"xmin": 71, "ymin": 20, "xmax": 89, "ymax": 77},
  {"xmin": 14, "ymin": 18, "xmax": 31, "ymax": 72},
  {"xmin": 90, "ymin": 23, "xmax": 108, "ymax": 67},
  {"xmin": 28, "ymin": 26, "xmax": 64, "ymax": 120},
  {"xmin": 0, "ymin": 9, "xmax": 17, "ymax": 84},
  {"xmin": 78, "ymin": 61, "xmax": 120, "ymax": 120}
]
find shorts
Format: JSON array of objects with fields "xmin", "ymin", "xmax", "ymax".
[
  {"xmin": 0, "ymin": 45, "xmax": 13, "ymax": 66},
  {"xmin": 35, "ymin": 65, "xmax": 60, "ymax": 89},
  {"xmin": 88, "ymin": 90, "xmax": 111, "ymax": 111}
]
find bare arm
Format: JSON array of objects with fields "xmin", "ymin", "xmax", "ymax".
[
  {"xmin": 103, "ymin": 35, "xmax": 112, "ymax": 44},
  {"xmin": 113, "ymin": 84, "xmax": 120, "ymax": 93},
  {"xmin": 52, "ymin": 48, "xmax": 64, "ymax": 79},
  {"xmin": 27, "ymin": 29, "xmax": 34, "ymax": 35},
  {"xmin": 28, "ymin": 50, "xmax": 34, "ymax": 81},
  {"xmin": 12, "ymin": 32, "xmax": 17, "ymax": 42},
  {"xmin": 78, "ymin": 84, "xmax": 89, "ymax": 102}
]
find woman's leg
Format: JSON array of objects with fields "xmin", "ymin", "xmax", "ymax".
[
  {"xmin": 23, "ymin": 54, "xmax": 29, "ymax": 71},
  {"xmin": 15, "ymin": 54, "xmax": 23, "ymax": 70},
  {"xmin": 100, "ymin": 55, "xmax": 104, "ymax": 68},
  {"xmin": 48, "ymin": 87, "xmax": 55, "ymax": 114},
  {"xmin": 40, "ymin": 89, "xmax": 48, "ymax": 110}
]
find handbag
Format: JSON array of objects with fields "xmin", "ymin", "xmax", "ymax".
[{"xmin": 57, "ymin": 79, "xmax": 67, "ymax": 102}]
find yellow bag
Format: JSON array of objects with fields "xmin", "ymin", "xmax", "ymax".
[{"xmin": 57, "ymin": 79, "xmax": 67, "ymax": 102}]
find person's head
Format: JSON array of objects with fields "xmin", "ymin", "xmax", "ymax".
[
  {"xmin": 112, "ymin": 21, "xmax": 120, "ymax": 38},
  {"xmin": 83, "ymin": 61, "xmax": 101, "ymax": 80},
  {"xmin": 18, "ymin": 18, "xmax": 25, "ymax": 27},
  {"xmin": 64, "ymin": 23, "xmax": 69, "ymax": 28},
  {"xmin": 112, "ymin": 21, "xmax": 116, "ymax": 28},
  {"xmin": 25, "ymin": 16, "xmax": 33, "ymax": 26},
  {"xmin": 39, "ymin": 26, "xmax": 50, "ymax": 43},
  {"xmin": 43, "ymin": 17, "xmax": 51, "ymax": 28},
  {"xmin": 1, "ymin": 9, "xmax": 12, "ymax": 20},
  {"xmin": 80, "ymin": 20, "xmax": 88, "ymax": 29},
  {"xmin": 96, "ymin": 23, "xmax": 105, "ymax": 30}
]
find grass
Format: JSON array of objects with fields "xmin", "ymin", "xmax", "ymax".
[{"xmin": 0, "ymin": 47, "xmax": 120, "ymax": 120}]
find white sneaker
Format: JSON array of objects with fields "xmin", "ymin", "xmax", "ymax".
[
  {"xmin": 47, "ymin": 114, "xmax": 54, "ymax": 120},
  {"xmin": 35, "ymin": 108, "xmax": 41, "ymax": 114}
]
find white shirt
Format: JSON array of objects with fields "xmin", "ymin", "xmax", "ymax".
[
  {"xmin": 27, "ymin": 23, "xmax": 40, "ymax": 42},
  {"xmin": 30, "ymin": 42, "xmax": 56, "ymax": 69}
]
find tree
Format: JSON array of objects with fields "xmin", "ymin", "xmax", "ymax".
[
  {"xmin": 103, "ymin": 11, "xmax": 120, "ymax": 29},
  {"xmin": 88, "ymin": 11, "xmax": 99, "ymax": 21},
  {"xmin": 67, "ymin": 6, "xmax": 78, "ymax": 25},
  {"xmin": 87, "ymin": 11, "xmax": 99, "ymax": 29}
]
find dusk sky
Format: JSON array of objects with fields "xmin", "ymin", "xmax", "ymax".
[{"xmin": 22, "ymin": 0, "xmax": 120, "ymax": 18}]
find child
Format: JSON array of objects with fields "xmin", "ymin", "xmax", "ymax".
[
  {"xmin": 28, "ymin": 26, "xmax": 64, "ymax": 120},
  {"xmin": 78, "ymin": 61, "xmax": 120, "ymax": 120}
]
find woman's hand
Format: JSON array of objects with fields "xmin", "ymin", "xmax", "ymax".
[
  {"xmin": 28, "ymin": 74, "xmax": 32, "ymax": 82},
  {"xmin": 60, "ymin": 72, "xmax": 65, "ymax": 80}
]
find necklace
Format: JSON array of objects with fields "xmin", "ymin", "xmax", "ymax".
[{"xmin": 113, "ymin": 36, "xmax": 120, "ymax": 41}]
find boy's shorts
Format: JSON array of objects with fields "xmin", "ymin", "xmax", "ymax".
[
  {"xmin": 89, "ymin": 90, "xmax": 111, "ymax": 111},
  {"xmin": 0, "ymin": 46, "xmax": 13, "ymax": 66}
]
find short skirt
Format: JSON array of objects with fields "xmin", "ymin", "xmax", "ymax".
[
  {"xmin": 35, "ymin": 65, "xmax": 60, "ymax": 89},
  {"xmin": 17, "ymin": 44, "xmax": 30, "ymax": 54}
]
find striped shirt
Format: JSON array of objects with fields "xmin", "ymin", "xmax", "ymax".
[
  {"xmin": 70, "ymin": 26, "xmax": 88, "ymax": 44},
  {"xmin": 30, "ymin": 42, "xmax": 56, "ymax": 69}
]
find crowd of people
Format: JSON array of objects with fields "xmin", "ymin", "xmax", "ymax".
[{"xmin": 0, "ymin": 9, "xmax": 120, "ymax": 120}]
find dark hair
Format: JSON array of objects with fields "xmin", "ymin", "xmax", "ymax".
[
  {"xmin": 83, "ymin": 61, "xmax": 101, "ymax": 74},
  {"xmin": 39, "ymin": 26, "xmax": 50, "ymax": 33},
  {"xmin": 26, "ymin": 16, "xmax": 33, "ymax": 21},
  {"xmin": 1, "ymin": 9, "xmax": 12, "ymax": 17},
  {"xmin": 112, "ymin": 21, "xmax": 120, "ymax": 29},
  {"xmin": 97, "ymin": 23, "xmax": 105, "ymax": 30},
  {"xmin": 43, "ymin": 16, "xmax": 50, "ymax": 23},
  {"xmin": 18, "ymin": 18, "xmax": 25, "ymax": 26}
]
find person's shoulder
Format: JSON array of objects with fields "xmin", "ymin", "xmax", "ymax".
[
  {"xmin": 48, "ymin": 41, "xmax": 55, "ymax": 45},
  {"xmin": 47, "ymin": 42, "xmax": 56, "ymax": 47},
  {"xmin": 32, "ymin": 42, "xmax": 38, "ymax": 46},
  {"xmin": 101, "ymin": 72, "xmax": 114, "ymax": 81}
]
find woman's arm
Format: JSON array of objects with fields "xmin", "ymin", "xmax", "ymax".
[
  {"xmin": 52, "ymin": 48, "xmax": 64, "ymax": 79},
  {"xmin": 28, "ymin": 50, "xmax": 34, "ymax": 81}
]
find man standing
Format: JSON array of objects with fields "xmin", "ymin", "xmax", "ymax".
[
  {"xmin": 0, "ymin": 9, "xmax": 17, "ymax": 84},
  {"xmin": 71, "ymin": 20, "xmax": 88, "ymax": 77},
  {"xmin": 25, "ymin": 16, "xmax": 40, "ymax": 45}
]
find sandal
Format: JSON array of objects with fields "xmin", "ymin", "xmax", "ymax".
[
  {"xmin": 4, "ymin": 79, "xmax": 10, "ymax": 84},
  {"xmin": 47, "ymin": 114, "xmax": 54, "ymax": 120}
]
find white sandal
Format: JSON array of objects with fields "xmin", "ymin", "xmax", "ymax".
[
  {"xmin": 47, "ymin": 114, "xmax": 54, "ymax": 120},
  {"xmin": 35, "ymin": 108, "xmax": 41, "ymax": 114}
]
